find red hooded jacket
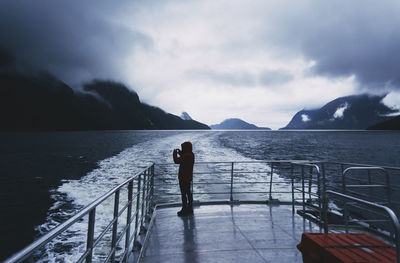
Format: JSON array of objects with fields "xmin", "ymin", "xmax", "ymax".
[{"xmin": 173, "ymin": 141, "xmax": 195, "ymax": 183}]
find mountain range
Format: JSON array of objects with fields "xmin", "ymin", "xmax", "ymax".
[
  {"xmin": 0, "ymin": 72, "xmax": 209, "ymax": 131},
  {"xmin": 2, "ymin": 68, "xmax": 400, "ymax": 131},
  {"xmin": 281, "ymin": 94, "xmax": 399, "ymax": 130},
  {"xmin": 210, "ymin": 118, "xmax": 271, "ymax": 130}
]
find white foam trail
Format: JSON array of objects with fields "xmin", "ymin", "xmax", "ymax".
[{"xmin": 36, "ymin": 131, "xmax": 285, "ymax": 261}]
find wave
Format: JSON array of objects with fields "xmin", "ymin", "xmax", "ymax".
[
  {"xmin": 34, "ymin": 131, "xmax": 296, "ymax": 262},
  {"xmin": 35, "ymin": 131, "xmax": 255, "ymax": 261}
]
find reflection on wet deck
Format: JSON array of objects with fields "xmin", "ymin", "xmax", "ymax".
[{"xmin": 141, "ymin": 204, "xmax": 320, "ymax": 263}]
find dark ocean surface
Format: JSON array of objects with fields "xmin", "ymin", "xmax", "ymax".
[
  {"xmin": 1, "ymin": 130, "xmax": 400, "ymax": 260},
  {"xmin": 0, "ymin": 130, "xmax": 175, "ymax": 261},
  {"xmin": 219, "ymin": 130, "xmax": 400, "ymax": 166}
]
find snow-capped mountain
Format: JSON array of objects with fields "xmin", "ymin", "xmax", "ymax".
[{"xmin": 281, "ymin": 94, "xmax": 398, "ymax": 129}]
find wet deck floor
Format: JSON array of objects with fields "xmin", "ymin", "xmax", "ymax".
[{"xmin": 140, "ymin": 204, "xmax": 320, "ymax": 263}]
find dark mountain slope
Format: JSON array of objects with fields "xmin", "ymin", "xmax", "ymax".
[
  {"xmin": 368, "ymin": 115, "xmax": 400, "ymax": 130},
  {"xmin": 0, "ymin": 73, "xmax": 209, "ymax": 131}
]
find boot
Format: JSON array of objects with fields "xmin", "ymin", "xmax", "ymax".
[
  {"xmin": 177, "ymin": 207, "xmax": 187, "ymax": 216},
  {"xmin": 186, "ymin": 204, "xmax": 193, "ymax": 215}
]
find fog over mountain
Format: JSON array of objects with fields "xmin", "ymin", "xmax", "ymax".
[
  {"xmin": 0, "ymin": 71, "xmax": 209, "ymax": 131},
  {"xmin": 2, "ymin": 1, "xmax": 400, "ymax": 128}
]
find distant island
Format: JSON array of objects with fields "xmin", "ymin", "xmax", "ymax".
[
  {"xmin": 210, "ymin": 118, "xmax": 271, "ymax": 130},
  {"xmin": 281, "ymin": 94, "xmax": 399, "ymax": 130},
  {"xmin": 0, "ymin": 72, "xmax": 210, "ymax": 131}
]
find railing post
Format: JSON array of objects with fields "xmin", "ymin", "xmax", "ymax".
[
  {"xmin": 230, "ymin": 162, "xmax": 234, "ymax": 202},
  {"xmin": 316, "ymin": 168, "xmax": 322, "ymax": 221},
  {"xmin": 150, "ymin": 164, "xmax": 155, "ymax": 206},
  {"xmin": 269, "ymin": 163, "xmax": 274, "ymax": 200},
  {"xmin": 394, "ymin": 217, "xmax": 400, "ymax": 263},
  {"xmin": 146, "ymin": 167, "xmax": 151, "ymax": 216},
  {"xmin": 308, "ymin": 166, "xmax": 312, "ymax": 201},
  {"xmin": 322, "ymin": 163, "xmax": 326, "ymax": 194},
  {"xmin": 124, "ymin": 181, "xmax": 133, "ymax": 262},
  {"xmin": 144, "ymin": 168, "xmax": 148, "ymax": 215},
  {"xmin": 111, "ymin": 190, "xmax": 120, "ymax": 262},
  {"xmin": 341, "ymin": 164, "xmax": 345, "ymax": 194},
  {"xmin": 342, "ymin": 171, "xmax": 346, "ymax": 194},
  {"xmin": 141, "ymin": 170, "xmax": 147, "ymax": 231},
  {"xmin": 385, "ymin": 169, "xmax": 393, "ymax": 242},
  {"xmin": 133, "ymin": 173, "xmax": 141, "ymax": 249},
  {"xmin": 322, "ymin": 163, "xmax": 327, "ymax": 225},
  {"xmin": 86, "ymin": 208, "xmax": 96, "ymax": 263},
  {"xmin": 344, "ymin": 202, "xmax": 349, "ymax": 233},
  {"xmin": 301, "ymin": 166, "xmax": 305, "ymax": 211},
  {"xmin": 291, "ymin": 164, "xmax": 295, "ymax": 214},
  {"xmin": 323, "ymin": 193, "xmax": 328, "ymax": 234},
  {"xmin": 191, "ymin": 179, "xmax": 194, "ymax": 201},
  {"xmin": 386, "ymin": 170, "xmax": 392, "ymax": 207},
  {"xmin": 367, "ymin": 169, "xmax": 372, "ymax": 198}
]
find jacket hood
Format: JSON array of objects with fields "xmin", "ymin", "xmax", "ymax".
[{"xmin": 181, "ymin": 141, "xmax": 192, "ymax": 153}]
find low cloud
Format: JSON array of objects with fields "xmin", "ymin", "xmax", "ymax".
[
  {"xmin": 265, "ymin": 1, "xmax": 400, "ymax": 90},
  {"xmin": 332, "ymin": 102, "xmax": 349, "ymax": 119},
  {"xmin": 0, "ymin": 1, "xmax": 153, "ymax": 84},
  {"xmin": 186, "ymin": 69, "xmax": 256, "ymax": 87},
  {"xmin": 301, "ymin": 114, "xmax": 310, "ymax": 122},
  {"xmin": 187, "ymin": 68, "xmax": 294, "ymax": 88},
  {"xmin": 259, "ymin": 69, "xmax": 294, "ymax": 86},
  {"xmin": 2, "ymin": 0, "xmax": 400, "ymax": 129}
]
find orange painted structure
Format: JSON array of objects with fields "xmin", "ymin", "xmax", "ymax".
[{"xmin": 297, "ymin": 233, "xmax": 396, "ymax": 262}]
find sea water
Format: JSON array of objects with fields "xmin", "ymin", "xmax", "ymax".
[{"xmin": 2, "ymin": 130, "xmax": 400, "ymax": 261}]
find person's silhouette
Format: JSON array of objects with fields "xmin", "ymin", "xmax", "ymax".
[{"xmin": 173, "ymin": 141, "xmax": 195, "ymax": 216}]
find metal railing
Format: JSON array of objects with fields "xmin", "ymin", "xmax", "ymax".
[
  {"xmin": 152, "ymin": 160, "xmax": 400, "ymax": 214},
  {"xmin": 342, "ymin": 166, "xmax": 391, "ymax": 205},
  {"xmin": 152, "ymin": 160, "xmax": 331, "ymax": 228},
  {"xmin": 324, "ymin": 190, "xmax": 400, "ymax": 263},
  {"xmin": 153, "ymin": 161, "xmax": 319, "ymax": 207},
  {"xmin": 4, "ymin": 164, "xmax": 155, "ymax": 263},
  {"xmin": 5, "ymin": 160, "xmax": 400, "ymax": 263},
  {"xmin": 153, "ymin": 161, "xmax": 400, "ymax": 238}
]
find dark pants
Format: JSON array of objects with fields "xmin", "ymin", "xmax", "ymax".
[{"xmin": 179, "ymin": 179, "xmax": 193, "ymax": 208}]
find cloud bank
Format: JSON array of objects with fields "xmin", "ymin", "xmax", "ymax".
[
  {"xmin": 0, "ymin": 1, "xmax": 152, "ymax": 83},
  {"xmin": 1, "ymin": 0, "xmax": 400, "ymax": 129}
]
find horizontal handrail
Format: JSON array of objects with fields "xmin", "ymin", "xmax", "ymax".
[
  {"xmin": 323, "ymin": 161, "xmax": 400, "ymax": 172},
  {"xmin": 325, "ymin": 190, "xmax": 400, "ymax": 263},
  {"xmin": 343, "ymin": 166, "xmax": 388, "ymax": 172},
  {"xmin": 4, "ymin": 164, "xmax": 154, "ymax": 263},
  {"xmin": 342, "ymin": 166, "xmax": 392, "ymax": 206},
  {"xmin": 155, "ymin": 160, "xmax": 313, "ymax": 165},
  {"xmin": 5, "ymin": 160, "xmax": 400, "ymax": 263},
  {"xmin": 158, "ymin": 160, "xmax": 400, "ymax": 173}
]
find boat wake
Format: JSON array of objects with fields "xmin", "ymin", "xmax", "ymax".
[{"xmin": 35, "ymin": 131, "xmax": 278, "ymax": 262}]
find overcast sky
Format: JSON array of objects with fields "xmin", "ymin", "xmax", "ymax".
[{"xmin": 1, "ymin": 0, "xmax": 400, "ymax": 129}]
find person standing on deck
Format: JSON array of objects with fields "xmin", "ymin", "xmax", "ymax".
[{"xmin": 173, "ymin": 141, "xmax": 195, "ymax": 216}]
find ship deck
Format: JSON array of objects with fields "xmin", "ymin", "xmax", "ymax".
[
  {"xmin": 139, "ymin": 204, "xmax": 320, "ymax": 263},
  {"xmin": 7, "ymin": 161, "xmax": 400, "ymax": 263}
]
